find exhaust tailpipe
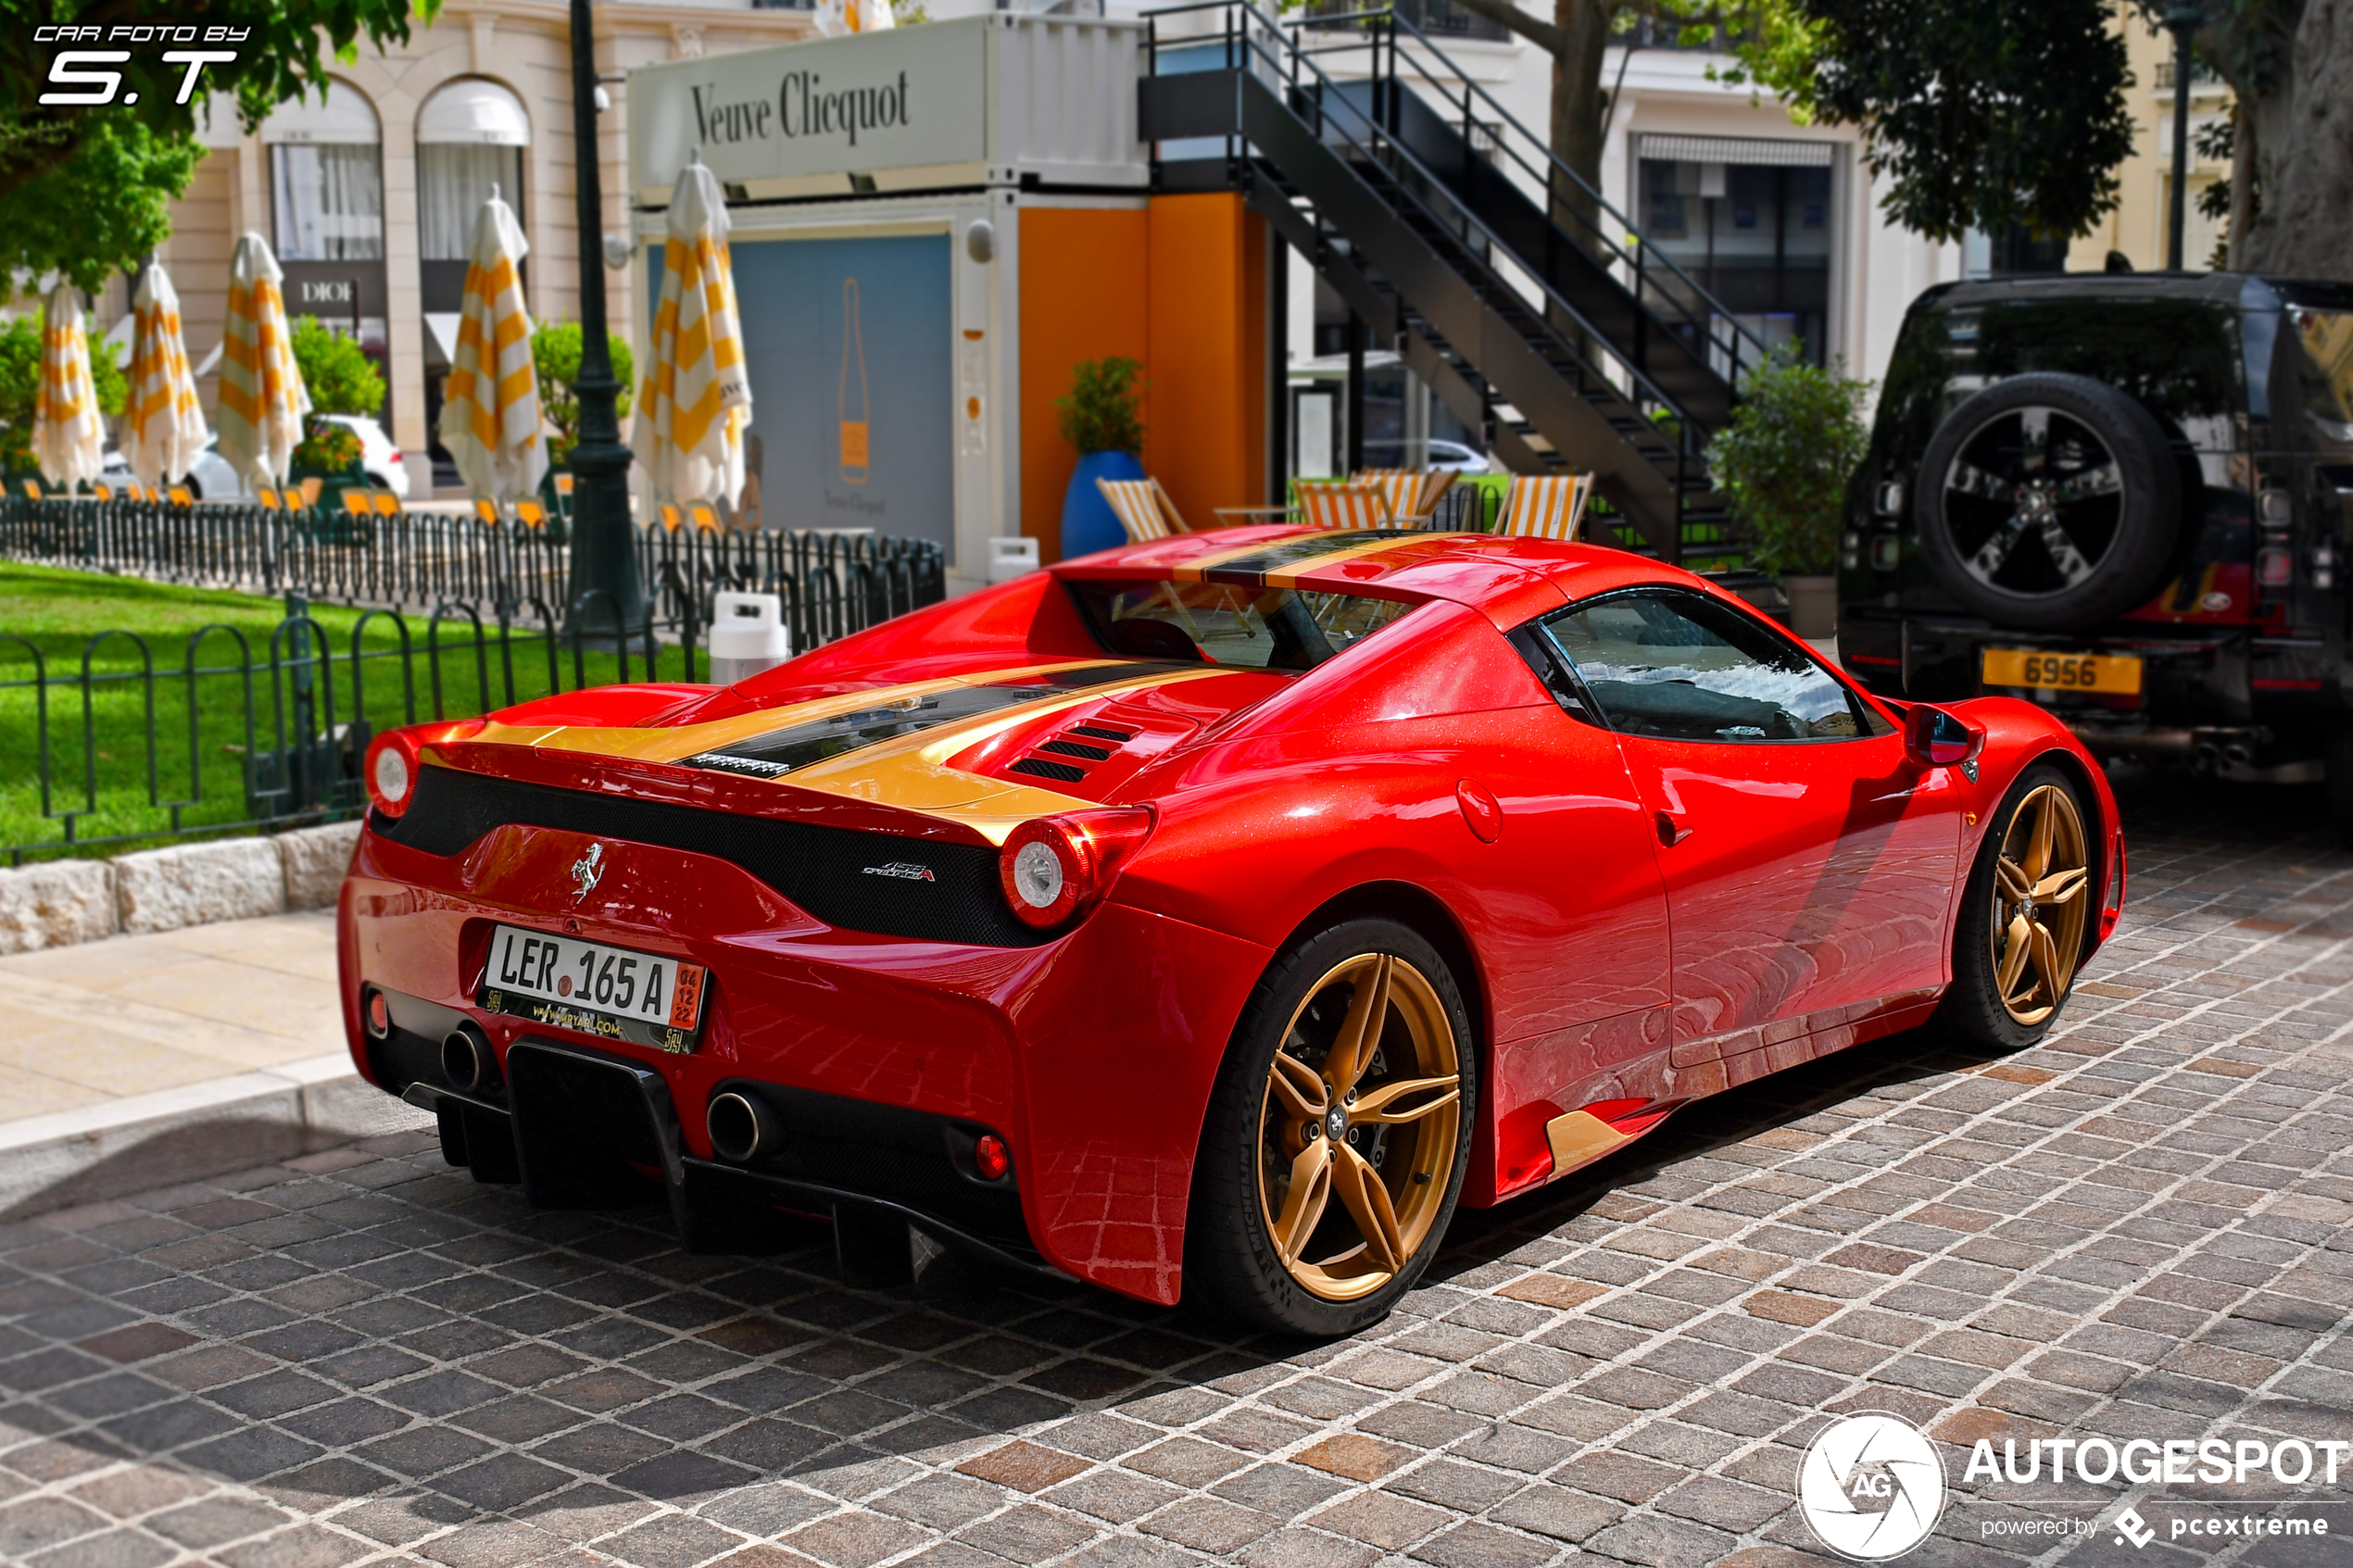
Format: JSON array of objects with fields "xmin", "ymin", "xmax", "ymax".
[
  {"xmin": 708, "ymin": 1091, "xmax": 781, "ymax": 1164},
  {"xmin": 441, "ymin": 1023, "xmax": 500, "ymax": 1092}
]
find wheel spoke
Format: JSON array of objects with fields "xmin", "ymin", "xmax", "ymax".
[
  {"xmin": 1269, "ymin": 1139, "xmax": 1333, "ymax": 1268},
  {"xmin": 2027, "ymin": 790, "xmax": 2057, "ymax": 882},
  {"xmin": 2027, "ymin": 919, "xmax": 2069, "ymax": 1000},
  {"xmin": 2051, "ymin": 461, "xmax": 2121, "ymax": 504},
  {"xmin": 2032, "ymin": 865, "xmax": 2089, "ymax": 905},
  {"xmin": 2019, "ymin": 407, "xmax": 2051, "ymax": 471},
  {"xmin": 1965, "ymin": 515, "xmax": 2027, "ymax": 583},
  {"xmin": 1352, "ymin": 1074, "xmax": 1460, "ymax": 1126},
  {"xmin": 1269, "ymin": 1052, "xmax": 1327, "ymax": 1123},
  {"xmin": 1330, "ymin": 1142, "xmax": 1405, "ymax": 1273},
  {"xmin": 2033, "ymin": 515, "xmax": 2097, "ymax": 587},
  {"xmin": 1995, "ymin": 857, "xmax": 2032, "ymax": 904},
  {"xmin": 1996, "ymin": 912, "xmax": 2035, "ymax": 996},
  {"xmin": 1946, "ymin": 460, "xmax": 2017, "ymax": 504},
  {"xmin": 1326, "ymin": 956, "xmax": 1393, "ymax": 1094}
]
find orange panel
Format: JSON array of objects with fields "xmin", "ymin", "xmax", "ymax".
[
  {"xmin": 1144, "ymin": 194, "xmax": 1266, "ymax": 533},
  {"xmin": 1019, "ymin": 207, "xmax": 1148, "ymax": 564}
]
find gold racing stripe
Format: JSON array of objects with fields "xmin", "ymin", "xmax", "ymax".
[
  {"xmin": 1166, "ymin": 535, "xmax": 1307, "ymax": 582},
  {"xmin": 1260, "ymin": 532, "xmax": 1478, "ymax": 587},
  {"xmin": 454, "ymin": 662, "xmax": 1229, "ymax": 844}
]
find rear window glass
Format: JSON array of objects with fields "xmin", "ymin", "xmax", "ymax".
[
  {"xmin": 2290, "ymin": 308, "xmax": 2353, "ymax": 441},
  {"xmin": 1064, "ymin": 579, "xmax": 1416, "ymax": 671}
]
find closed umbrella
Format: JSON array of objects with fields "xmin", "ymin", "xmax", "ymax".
[
  {"xmin": 217, "ymin": 232, "xmax": 311, "ymax": 491},
  {"xmin": 814, "ymin": 0, "xmax": 894, "ymax": 33},
  {"xmin": 438, "ymin": 190, "xmax": 547, "ymax": 503},
  {"xmin": 121, "ymin": 263, "xmax": 209, "ymax": 489},
  {"xmin": 32, "ymin": 282, "xmax": 107, "ymax": 493},
  {"xmin": 634, "ymin": 160, "xmax": 750, "ymax": 508}
]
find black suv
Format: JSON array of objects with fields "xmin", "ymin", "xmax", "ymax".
[{"xmin": 1838, "ymin": 272, "xmax": 2353, "ymax": 839}]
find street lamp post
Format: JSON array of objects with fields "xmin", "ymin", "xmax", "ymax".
[
  {"xmin": 2164, "ymin": 2, "xmax": 2202, "ymax": 272},
  {"xmin": 563, "ymin": 0, "xmax": 643, "ymax": 638}
]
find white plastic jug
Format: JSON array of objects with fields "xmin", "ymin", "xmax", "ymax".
[
  {"xmin": 988, "ymin": 536, "xmax": 1041, "ymax": 583},
  {"xmin": 708, "ymin": 591, "xmax": 790, "ymax": 685}
]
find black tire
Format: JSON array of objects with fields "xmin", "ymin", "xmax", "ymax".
[
  {"xmin": 1184, "ymin": 917, "xmax": 1478, "ymax": 1336},
  {"xmin": 1916, "ymin": 372, "xmax": 2183, "ymax": 631},
  {"xmin": 2329, "ymin": 730, "xmax": 2353, "ymax": 851},
  {"xmin": 1935, "ymin": 765, "xmax": 2094, "ymax": 1052}
]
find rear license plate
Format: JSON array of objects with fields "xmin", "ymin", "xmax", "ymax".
[
  {"xmin": 477, "ymin": 924, "xmax": 709, "ymax": 1054},
  {"xmin": 1982, "ymin": 647, "xmax": 2144, "ymax": 696}
]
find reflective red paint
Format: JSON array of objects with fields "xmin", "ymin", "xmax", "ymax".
[{"xmin": 338, "ymin": 531, "xmax": 2123, "ymax": 1307}]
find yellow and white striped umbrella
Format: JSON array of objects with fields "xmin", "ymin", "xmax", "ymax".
[
  {"xmin": 121, "ymin": 263, "xmax": 209, "ymax": 489},
  {"xmin": 634, "ymin": 161, "xmax": 750, "ymax": 508},
  {"xmin": 438, "ymin": 192, "xmax": 546, "ymax": 503},
  {"xmin": 813, "ymin": 0, "xmax": 894, "ymax": 34},
  {"xmin": 217, "ymin": 232, "xmax": 311, "ymax": 490},
  {"xmin": 32, "ymin": 282, "xmax": 107, "ymax": 492}
]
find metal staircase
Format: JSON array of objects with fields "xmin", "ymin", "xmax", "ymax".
[{"xmin": 1139, "ymin": 4, "xmax": 1768, "ymax": 567}]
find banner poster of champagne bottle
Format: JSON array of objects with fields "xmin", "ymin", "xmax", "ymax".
[{"xmin": 653, "ymin": 234, "xmax": 955, "ymax": 547}]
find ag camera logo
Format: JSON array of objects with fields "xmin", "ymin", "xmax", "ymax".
[{"xmin": 1799, "ymin": 1413, "xmax": 1947, "ymax": 1561}]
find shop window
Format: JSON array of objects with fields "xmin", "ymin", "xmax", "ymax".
[
  {"xmin": 1635, "ymin": 140, "xmax": 1836, "ymax": 367},
  {"xmin": 271, "ymin": 144, "xmax": 384, "ymax": 262}
]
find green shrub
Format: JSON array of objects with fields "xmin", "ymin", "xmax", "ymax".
[
  {"xmin": 1056, "ymin": 357, "xmax": 1145, "ymax": 457},
  {"xmin": 1703, "ymin": 352, "xmax": 1873, "ymax": 577},
  {"xmin": 530, "ymin": 320, "xmax": 634, "ymax": 468},
  {"xmin": 290, "ymin": 316, "xmax": 386, "ymax": 417}
]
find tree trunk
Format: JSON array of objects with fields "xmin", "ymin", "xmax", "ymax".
[
  {"xmin": 2229, "ymin": 0, "xmax": 2353, "ymax": 280},
  {"xmin": 2226, "ymin": 99, "xmax": 2254, "ymax": 270},
  {"xmin": 1547, "ymin": 0, "xmax": 1613, "ymax": 234}
]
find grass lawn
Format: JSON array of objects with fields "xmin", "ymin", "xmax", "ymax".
[{"xmin": 0, "ymin": 563, "xmax": 701, "ymax": 862}]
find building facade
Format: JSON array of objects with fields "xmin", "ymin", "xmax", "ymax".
[{"xmin": 143, "ymin": 0, "xmax": 815, "ymax": 495}]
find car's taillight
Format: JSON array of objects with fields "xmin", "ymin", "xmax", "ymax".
[
  {"xmin": 363, "ymin": 720, "xmax": 484, "ymax": 818},
  {"xmin": 998, "ymin": 807, "xmax": 1155, "ymax": 929}
]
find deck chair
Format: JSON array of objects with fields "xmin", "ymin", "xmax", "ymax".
[
  {"xmin": 92, "ymin": 483, "xmax": 113, "ymax": 502},
  {"xmin": 1096, "ymin": 477, "xmax": 1191, "ymax": 543},
  {"xmin": 688, "ymin": 501, "xmax": 722, "ymax": 533},
  {"xmin": 516, "ymin": 498, "xmax": 547, "ymax": 528},
  {"xmin": 168, "ymin": 484, "xmax": 195, "ymax": 507},
  {"xmin": 296, "ymin": 477, "xmax": 323, "ymax": 508},
  {"xmin": 370, "ymin": 489, "xmax": 400, "ymax": 517},
  {"xmin": 474, "ymin": 498, "xmax": 502, "ymax": 526},
  {"xmin": 256, "ymin": 488, "xmax": 282, "ymax": 510},
  {"xmin": 340, "ymin": 488, "xmax": 372, "ymax": 518},
  {"xmin": 1295, "ymin": 481, "xmax": 1394, "ymax": 531},
  {"xmin": 1353, "ymin": 469, "xmax": 1459, "ymax": 527},
  {"xmin": 1494, "ymin": 473, "xmax": 1594, "ymax": 541},
  {"xmin": 660, "ymin": 503, "xmax": 684, "ymax": 533}
]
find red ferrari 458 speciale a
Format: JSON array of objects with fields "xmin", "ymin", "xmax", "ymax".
[{"xmin": 340, "ymin": 526, "xmax": 2125, "ymax": 1334}]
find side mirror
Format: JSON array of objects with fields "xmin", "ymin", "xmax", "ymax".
[{"xmin": 1904, "ymin": 704, "xmax": 1984, "ymax": 769}]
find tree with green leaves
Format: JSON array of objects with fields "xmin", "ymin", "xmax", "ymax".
[
  {"xmin": 531, "ymin": 320, "xmax": 635, "ymax": 468},
  {"xmin": 0, "ymin": 0, "xmax": 438, "ymax": 293},
  {"xmin": 290, "ymin": 317, "xmax": 384, "ymax": 417}
]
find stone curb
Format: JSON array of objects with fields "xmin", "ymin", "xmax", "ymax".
[
  {"xmin": 0, "ymin": 820, "xmax": 360, "ymax": 957},
  {"xmin": 0, "ymin": 1052, "xmax": 434, "ymax": 1220}
]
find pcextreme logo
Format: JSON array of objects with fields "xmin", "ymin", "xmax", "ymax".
[{"xmin": 1798, "ymin": 1413, "xmax": 1947, "ymax": 1561}]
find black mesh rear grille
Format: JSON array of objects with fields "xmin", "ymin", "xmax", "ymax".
[
  {"xmin": 1008, "ymin": 757, "xmax": 1088, "ymax": 784},
  {"xmin": 1069, "ymin": 724, "xmax": 1133, "ymax": 743},
  {"xmin": 371, "ymin": 766, "xmax": 1048, "ymax": 947}
]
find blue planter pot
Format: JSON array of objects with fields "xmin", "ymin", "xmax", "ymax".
[{"xmin": 1061, "ymin": 449, "xmax": 1146, "ymax": 560}]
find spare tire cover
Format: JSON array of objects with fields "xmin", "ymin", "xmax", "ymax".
[{"xmin": 1915, "ymin": 371, "xmax": 2183, "ymax": 630}]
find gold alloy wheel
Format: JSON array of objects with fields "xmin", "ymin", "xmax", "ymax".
[
  {"xmin": 1992, "ymin": 784, "xmax": 2092, "ymax": 1025},
  {"xmin": 1257, "ymin": 953, "xmax": 1461, "ymax": 1301}
]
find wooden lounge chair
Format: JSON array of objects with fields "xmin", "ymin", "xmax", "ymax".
[
  {"xmin": 1294, "ymin": 481, "xmax": 1394, "ymax": 530},
  {"xmin": 1493, "ymin": 472, "xmax": 1594, "ymax": 541},
  {"xmin": 1095, "ymin": 477, "xmax": 1192, "ymax": 542},
  {"xmin": 1353, "ymin": 468, "xmax": 1459, "ymax": 526}
]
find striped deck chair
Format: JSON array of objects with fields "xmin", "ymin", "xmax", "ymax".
[
  {"xmin": 1353, "ymin": 469, "xmax": 1459, "ymax": 526},
  {"xmin": 1095, "ymin": 477, "xmax": 1190, "ymax": 543},
  {"xmin": 1295, "ymin": 482, "xmax": 1394, "ymax": 531},
  {"xmin": 1494, "ymin": 473, "xmax": 1594, "ymax": 542}
]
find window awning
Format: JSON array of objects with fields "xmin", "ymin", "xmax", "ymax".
[
  {"xmin": 261, "ymin": 81, "xmax": 380, "ymax": 144},
  {"xmin": 1637, "ymin": 134, "xmax": 1835, "ymax": 168},
  {"xmin": 418, "ymin": 80, "xmax": 531, "ymax": 147}
]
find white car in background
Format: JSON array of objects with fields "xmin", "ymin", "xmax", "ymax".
[{"xmin": 98, "ymin": 415, "xmax": 409, "ymax": 501}]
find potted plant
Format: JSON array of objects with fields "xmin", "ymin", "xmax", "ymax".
[
  {"xmin": 1703, "ymin": 352, "xmax": 1872, "ymax": 641},
  {"xmin": 288, "ymin": 317, "xmax": 384, "ymax": 519},
  {"xmin": 1056, "ymin": 356, "xmax": 1146, "ymax": 559}
]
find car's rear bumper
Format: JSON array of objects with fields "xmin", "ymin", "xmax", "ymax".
[{"xmin": 338, "ymin": 816, "xmax": 1270, "ymax": 1305}]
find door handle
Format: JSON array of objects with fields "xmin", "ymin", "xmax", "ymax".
[{"xmin": 1655, "ymin": 809, "xmax": 1692, "ymax": 847}]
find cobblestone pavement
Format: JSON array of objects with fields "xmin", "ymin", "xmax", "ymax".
[{"xmin": 5, "ymin": 772, "xmax": 2353, "ymax": 1568}]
